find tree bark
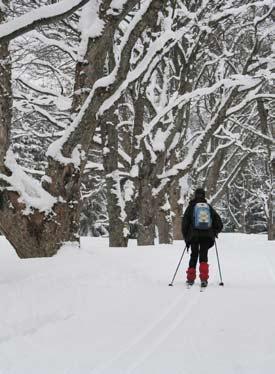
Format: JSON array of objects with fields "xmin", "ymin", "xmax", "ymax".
[
  {"xmin": 0, "ymin": 5, "xmax": 11, "ymax": 171},
  {"xmin": 268, "ymin": 122, "xmax": 275, "ymax": 240},
  {"xmin": 205, "ymin": 148, "xmax": 225, "ymax": 197},
  {"xmin": 101, "ymin": 116, "xmax": 128, "ymax": 247},
  {"xmin": 137, "ymin": 177, "xmax": 156, "ymax": 246},
  {"xmin": 157, "ymin": 194, "xmax": 173, "ymax": 244},
  {"xmin": 257, "ymin": 100, "xmax": 275, "ymax": 240},
  {"xmin": 132, "ymin": 88, "xmax": 156, "ymax": 246},
  {"xmin": 170, "ymin": 182, "xmax": 183, "ymax": 240}
]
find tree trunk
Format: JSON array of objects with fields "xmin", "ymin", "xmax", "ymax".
[
  {"xmin": 137, "ymin": 178, "xmax": 155, "ymax": 246},
  {"xmin": 101, "ymin": 118, "xmax": 128, "ymax": 247},
  {"xmin": 0, "ymin": 7, "xmax": 11, "ymax": 171},
  {"xmin": 205, "ymin": 148, "xmax": 225, "ymax": 197},
  {"xmin": 268, "ymin": 123, "xmax": 275, "ymax": 240},
  {"xmin": 130, "ymin": 85, "xmax": 156, "ymax": 246},
  {"xmin": 257, "ymin": 100, "xmax": 275, "ymax": 240},
  {"xmin": 157, "ymin": 194, "xmax": 173, "ymax": 244},
  {"xmin": 170, "ymin": 182, "xmax": 183, "ymax": 240},
  {"xmin": 0, "ymin": 188, "xmax": 80, "ymax": 257}
]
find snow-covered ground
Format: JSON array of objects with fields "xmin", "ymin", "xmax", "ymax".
[{"xmin": 0, "ymin": 234, "xmax": 275, "ymax": 374}]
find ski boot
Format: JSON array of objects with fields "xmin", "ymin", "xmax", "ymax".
[
  {"xmin": 199, "ymin": 263, "xmax": 209, "ymax": 284},
  {"xmin": 200, "ymin": 280, "xmax": 208, "ymax": 288}
]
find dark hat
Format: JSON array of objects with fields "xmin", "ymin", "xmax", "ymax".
[{"xmin": 194, "ymin": 188, "xmax": 205, "ymax": 199}]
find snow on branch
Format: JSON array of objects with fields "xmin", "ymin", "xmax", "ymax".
[
  {"xmin": 0, "ymin": 149, "xmax": 57, "ymax": 214},
  {"xmin": 98, "ymin": 28, "xmax": 177, "ymax": 115},
  {"xmin": 78, "ymin": 1, "xmax": 106, "ymax": 61},
  {"xmin": 209, "ymin": 0, "xmax": 274, "ymax": 24},
  {"xmin": 197, "ymin": 139, "xmax": 236, "ymax": 174},
  {"xmin": 106, "ymin": 170, "xmax": 127, "ymax": 225},
  {"xmin": 139, "ymin": 76, "xmax": 257, "ymax": 142},
  {"xmin": 209, "ymin": 152, "xmax": 252, "ymax": 206},
  {"xmin": 47, "ymin": 0, "xmax": 154, "ymax": 166},
  {"xmin": 16, "ymin": 77, "xmax": 60, "ymax": 97},
  {"xmin": 108, "ymin": 0, "xmax": 129, "ymax": 15},
  {"xmin": 227, "ymin": 93, "xmax": 275, "ymax": 117},
  {"xmin": 0, "ymin": 0, "xmax": 90, "ymax": 43},
  {"xmin": 229, "ymin": 118, "xmax": 275, "ymax": 145},
  {"xmin": 156, "ymin": 89, "xmax": 236, "ymax": 184},
  {"xmin": 31, "ymin": 31, "xmax": 78, "ymax": 61}
]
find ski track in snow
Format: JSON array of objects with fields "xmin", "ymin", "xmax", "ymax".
[
  {"xmin": 0, "ymin": 313, "xmax": 74, "ymax": 345},
  {"xmin": 0, "ymin": 234, "xmax": 275, "ymax": 374},
  {"xmin": 263, "ymin": 250, "xmax": 275, "ymax": 284},
  {"xmin": 124, "ymin": 294, "xmax": 201, "ymax": 374},
  {"xmin": 91, "ymin": 291, "xmax": 201, "ymax": 374}
]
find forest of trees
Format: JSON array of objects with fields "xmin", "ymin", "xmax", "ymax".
[{"xmin": 0, "ymin": 0, "xmax": 274, "ymax": 258}]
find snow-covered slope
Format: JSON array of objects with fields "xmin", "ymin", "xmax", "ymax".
[{"xmin": 0, "ymin": 234, "xmax": 274, "ymax": 374}]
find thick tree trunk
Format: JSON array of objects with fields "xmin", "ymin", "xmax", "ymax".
[
  {"xmin": 170, "ymin": 182, "xmax": 183, "ymax": 240},
  {"xmin": 0, "ymin": 189, "xmax": 80, "ymax": 257},
  {"xmin": 0, "ymin": 11, "xmax": 11, "ymax": 171},
  {"xmin": 131, "ymin": 86, "xmax": 156, "ymax": 246},
  {"xmin": 240, "ymin": 193, "xmax": 247, "ymax": 234},
  {"xmin": 137, "ymin": 178, "xmax": 155, "ymax": 246},
  {"xmin": 106, "ymin": 179, "xmax": 128, "ymax": 247},
  {"xmin": 257, "ymin": 100, "xmax": 275, "ymax": 240},
  {"xmin": 269, "ymin": 161, "xmax": 275, "ymax": 240},
  {"xmin": 268, "ymin": 123, "xmax": 275, "ymax": 240},
  {"xmin": 101, "ymin": 118, "xmax": 128, "ymax": 247},
  {"xmin": 157, "ymin": 194, "xmax": 173, "ymax": 244},
  {"xmin": 205, "ymin": 148, "xmax": 225, "ymax": 197}
]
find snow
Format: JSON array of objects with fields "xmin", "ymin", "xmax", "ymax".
[
  {"xmin": 31, "ymin": 31, "xmax": 78, "ymax": 61},
  {"xmin": 1, "ymin": 234, "xmax": 275, "ymax": 373},
  {"xmin": 78, "ymin": 1, "xmax": 106, "ymax": 61},
  {"xmin": 55, "ymin": 95, "xmax": 72, "ymax": 111},
  {"xmin": 108, "ymin": 170, "xmax": 127, "ymax": 221},
  {"xmin": 210, "ymin": 0, "xmax": 274, "ymax": 22},
  {"xmin": 107, "ymin": 0, "xmax": 128, "ymax": 15},
  {"xmin": 153, "ymin": 128, "xmax": 169, "ymax": 152},
  {"xmin": 0, "ymin": 149, "xmax": 57, "ymax": 214},
  {"xmin": 0, "ymin": 0, "xmax": 89, "ymax": 41},
  {"xmin": 0, "ymin": 0, "xmax": 5, "ymax": 11},
  {"xmin": 46, "ymin": 128, "xmax": 84, "ymax": 167}
]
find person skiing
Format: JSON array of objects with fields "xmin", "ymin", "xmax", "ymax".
[{"xmin": 181, "ymin": 188, "xmax": 223, "ymax": 288}]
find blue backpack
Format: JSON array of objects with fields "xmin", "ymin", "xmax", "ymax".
[{"xmin": 193, "ymin": 203, "xmax": 212, "ymax": 230}]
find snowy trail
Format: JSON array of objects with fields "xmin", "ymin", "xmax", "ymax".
[
  {"xmin": 91, "ymin": 291, "xmax": 201, "ymax": 374},
  {"xmin": 0, "ymin": 234, "xmax": 275, "ymax": 374}
]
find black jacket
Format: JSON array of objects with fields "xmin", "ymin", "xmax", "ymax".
[{"xmin": 181, "ymin": 198, "xmax": 223, "ymax": 247}]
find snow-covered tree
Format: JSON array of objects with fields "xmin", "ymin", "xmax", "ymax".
[{"xmin": 0, "ymin": 0, "xmax": 274, "ymax": 259}]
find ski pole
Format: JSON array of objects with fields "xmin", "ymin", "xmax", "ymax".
[
  {"xmin": 168, "ymin": 246, "xmax": 187, "ymax": 287},
  {"xmin": 215, "ymin": 240, "xmax": 224, "ymax": 286}
]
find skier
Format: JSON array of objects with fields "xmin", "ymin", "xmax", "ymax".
[{"xmin": 182, "ymin": 188, "xmax": 223, "ymax": 288}]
